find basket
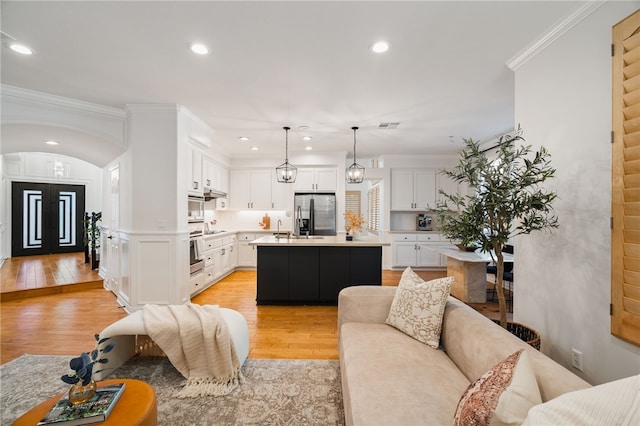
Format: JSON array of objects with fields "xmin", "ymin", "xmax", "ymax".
[
  {"xmin": 493, "ymin": 320, "xmax": 541, "ymax": 350},
  {"xmin": 135, "ymin": 335, "xmax": 167, "ymax": 357}
]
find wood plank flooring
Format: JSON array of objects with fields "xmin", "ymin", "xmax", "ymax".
[
  {"xmin": 0, "ymin": 253, "xmax": 103, "ymax": 301},
  {"xmin": 1, "ymin": 254, "xmax": 507, "ymax": 365}
]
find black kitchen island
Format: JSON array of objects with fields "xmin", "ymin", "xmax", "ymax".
[{"xmin": 250, "ymin": 235, "xmax": 389, "ymax": 305}]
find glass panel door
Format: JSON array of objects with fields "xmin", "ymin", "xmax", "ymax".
[{"xmin": 11, "ymin": 182, "xmax": 86, "ymax": 256}]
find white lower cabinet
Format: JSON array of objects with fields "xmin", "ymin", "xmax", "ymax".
[
  {"xmin": 220, "ymin": 235, "xmax": 238, "ymax": 276},
  {"xmin": 192, "ymin": 233, "xmax": 239, "ymax": 296},
  {"xmin": 237, "ymin": 233, "xmax": 257, "ymax": 268},
  {"xmin": 392, "ymin": 233, "xmax": 445, "ymax": 268},
  {"xmin": 190, "ymin": 271, "xmax": 206, "ymax": 296}
]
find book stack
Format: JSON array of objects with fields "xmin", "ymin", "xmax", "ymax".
[{"xmin": 37, "ymin": 383, "xmax": 125, "ymax": 426}]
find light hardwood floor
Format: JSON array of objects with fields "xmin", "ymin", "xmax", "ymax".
[
  {"xmin": 0, "ymin": 253, "xmax": 103, "ymax": 301},
  {"xmin": 1, "ymin": 254, "xmax": 505, "ymax": 365}
]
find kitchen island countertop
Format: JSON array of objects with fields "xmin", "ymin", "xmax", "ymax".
[{"xmin": 249, "ymin": 235, "xmax": 390, "ymax": 247}]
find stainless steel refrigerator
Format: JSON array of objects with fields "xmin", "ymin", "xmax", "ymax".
[{"xmin": 293, "ymin": 193, "xmax": 337, "ymax": 236}]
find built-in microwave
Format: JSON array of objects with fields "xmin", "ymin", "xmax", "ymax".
[{"xmin": 188, "ymin": 196, "xmax": 205, "ymax": 223}]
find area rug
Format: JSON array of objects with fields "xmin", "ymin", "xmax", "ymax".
[{"xmin": 1, "ymin": 355, "xmax": 344, "ymax": 425}]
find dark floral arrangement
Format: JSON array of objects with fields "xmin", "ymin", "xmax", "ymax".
[{"xmin": 61, "ymin": 334, "xmax": 115, "ymax": 386}]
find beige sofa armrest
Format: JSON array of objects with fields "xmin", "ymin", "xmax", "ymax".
[{"xmin": 338, "ymin": 285, "xmax": 397, "ymax": 333}]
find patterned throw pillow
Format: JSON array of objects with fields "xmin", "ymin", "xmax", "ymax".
[
  {"xmin": 453, "ymin": 349, "xmax": 542, "ymax": 426},
  {"xmin": 385, "ymin": 267, "xmax": 454, "ymax": 348}
]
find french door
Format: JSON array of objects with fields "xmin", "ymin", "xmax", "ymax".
[{"xmin": 11, "ymin": 182, "xmax": 86, "ymax": 256}]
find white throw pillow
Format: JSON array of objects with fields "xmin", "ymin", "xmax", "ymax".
[
  {"xmin": 385, "ymin": 267, "xmax": 454, "ymax": 348},
  {"xmin": 454, "ymin": 349, "xmax": 542, "ymax": 426},
  {"xmin": 522, "ymin": 374, "xmax": 640, "ymax": 426}
]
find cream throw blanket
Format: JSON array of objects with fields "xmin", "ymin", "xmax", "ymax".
[{"xmin": 143, "ymin": 303, "xmax": 244, "ymax": 398}]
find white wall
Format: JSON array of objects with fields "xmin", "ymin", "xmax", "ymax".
[
  {"xmin": 514, "ymin": 2, "xmax": 640, "ymax": 385},
  {"xmin": 0, "ymin": 155, "xmax": 5, "ymax": 262}
]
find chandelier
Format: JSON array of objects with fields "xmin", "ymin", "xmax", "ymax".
[
  {"xmin": 276, "ymin": 126, "xmax": 297, "ymax": 183},
  {"xmin": 346, "ymin": 126, "xmax": 365, "ymax": 183}
]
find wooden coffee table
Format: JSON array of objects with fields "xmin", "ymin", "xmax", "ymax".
[{"xmin": 12, "ymin": 378, "xmax": 157, "ymax": 426}]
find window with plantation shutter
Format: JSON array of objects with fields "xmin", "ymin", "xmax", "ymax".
[
  {"xmin": 345, "ymin": 191, "xmax": 361, "ymax": 215},
  {"xmin": 367, "ymin": 184, "xmax": 380, "ymax": 235},
  {"xmin": 611, "ymin": 9, "xmax": 640, "ymax": 346}
]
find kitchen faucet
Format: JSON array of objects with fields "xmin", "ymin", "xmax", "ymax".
[
  {"xmin": 295, "ymin": 206, "xmax": 302, "ymax": 236},
  {"xmin": 276, "ymin": 219, "xmax": 282, "ymax": 239}
]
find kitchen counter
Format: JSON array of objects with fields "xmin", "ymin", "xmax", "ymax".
[
  {"xmin": 252, "ymin": 236, "xmax": 386, "ymax": 305},
  {"xmin": 426, "ymin": 245, "xmax": 514, "ymax": 303},
  {"xmin": 389, "ymin": 230, "xmax": 441, "ymax": 234},
  {"xmin": 250, "ymin": 235, "xmax": 390, "ymax": 247}
]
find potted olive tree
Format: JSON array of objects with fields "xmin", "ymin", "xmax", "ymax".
[{"xmin": 438, "ymin": 128, "xmax": 558, "ymax": 333}]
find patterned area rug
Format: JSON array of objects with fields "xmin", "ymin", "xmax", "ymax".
[{"xmin": 1, "ymin": 355, "xmax": 344, "ymax": 425}]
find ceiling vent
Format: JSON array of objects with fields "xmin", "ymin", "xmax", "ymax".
[{"xmin": 378, "ymin": 122, "xmax": 400, "ymax": 129}]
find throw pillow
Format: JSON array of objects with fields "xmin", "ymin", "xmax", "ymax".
[
  {"xmin": 522, "ymin": 374, "xmax": 640, "ymax": 425},
  {"xmin": 384, "ymin": 267, "xmax": 454, "ymax": 348},
  {"xmin": 453, "ymin": 349, "xmax": 542, "ymax": 426}
]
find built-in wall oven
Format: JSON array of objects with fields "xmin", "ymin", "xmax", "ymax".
[{"xmin": 189, "ymin": 229, "xmax": 205, "ymax": 276}]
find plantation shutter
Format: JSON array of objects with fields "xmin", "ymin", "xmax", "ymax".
[
  {"xmin": 367, "ymin": 184, "xmax": 380, "ymax": 235},
  {"xmin": 612, "ymin": 9, "xmax": 640, "ymax": 346},
  {"xmin": 345, "ymin": 191, "xmax": 361, "ymax": 215}
]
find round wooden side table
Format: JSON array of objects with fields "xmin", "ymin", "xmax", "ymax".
[{"xmin": 12, "ymin": 378, "xmax": 157, "ymax": 426}]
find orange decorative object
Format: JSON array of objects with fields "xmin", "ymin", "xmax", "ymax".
[
  {"xmin": 13, "ymin": 379, "xmax": 157, "ymax": 426},
  {"xmin": 262, "ymin": 214, "xmax": 270, "ymax": 230}
]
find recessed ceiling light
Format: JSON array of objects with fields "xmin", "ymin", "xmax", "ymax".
[
  {"xmin": 45, "ymin": 140, "xmax": 59, "ymax": 145},
  {"xmin": 10, "ymin": 42, "xmax": 33, "ymax": 55},
  {"xmin": 189, "ymin": 43, "xmax": 209, "ymax": 55},
  {"xmin": 302, "ymin": 136, "xmax": 312, "ymax": 141},
  {"xmin": 250, "ymin": 146, "xmax": 259, "ymax": 151},
  {"xmin": 239, "ymin": 136, "xmax": 249, "ymax": 141},
  {"xmin": 370, "ymin": 40, "xmax": 390, "ymax": 54},
  {"xmin": 305, "ymin": 146, "xmax": 313, "ymax": 151}
]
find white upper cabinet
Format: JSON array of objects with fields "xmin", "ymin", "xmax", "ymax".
[
  {"xmin": 203, "ymin": 157, "xmax": 229, "ymax": 192},
  {"xmin": 229, "ymin": 169, "xmax": 272, "ymax": 209},
  {"xmin": 188, "ymin": 144, "xmax": 203, "ymax": 196},
  {"xmin": 293, "ymin": 167, "xmax": 337, "ymax": 192},
  {"xmin": 271, "ymin": 170, "xmax": 293, "ymax": 210},
  {"xmin": 391, "ymin": 169, "xmax": 436, "ymax": 211},
  {"xmin": 203, "ymin": 158, "xmax": 215, "ymax": 189}
]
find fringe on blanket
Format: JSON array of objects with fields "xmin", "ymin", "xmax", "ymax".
[{"xmin": 176, "ymin": 367, "xmax": 245, "ymax": 398}]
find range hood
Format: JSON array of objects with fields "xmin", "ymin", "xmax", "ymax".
[{"xmin": 204, "ymin": 188, "xmax": 228, "ymax": 200}]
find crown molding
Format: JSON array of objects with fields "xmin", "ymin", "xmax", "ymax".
[
  {"xmin": 1, "ymin": 84, "xmax": 125, "ymax": 118},
  {"xmin": 506, "ymin": 0, "xmax": 607, "ymax": 71}
]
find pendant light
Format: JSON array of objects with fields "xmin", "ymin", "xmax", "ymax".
[
  {"xmin": 276, "ymin": 126, "xmax": 297, "ymax": 183},
  {"xmin": 346, "ymin": 126, "xmax": 365, "ymax": 183}
]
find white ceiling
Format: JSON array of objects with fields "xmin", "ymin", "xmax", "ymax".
[{"xmin": 0, "ymin": 1, "xmax": 585, "ymax": 162}]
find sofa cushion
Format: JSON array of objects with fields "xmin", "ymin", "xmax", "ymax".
[
  {"xmin": 454, "ymin": 349, "xmax": 542, "ymax": 426},
  {"xmin": 340, "ymin": 322, "xmax": 471, "ymax": 426},
  {"xmin": 385, "ymin": 267, "xmax": 454, "ymax": 348},
  {"xmin": 522, "ymin": 374, "xmax": 640, "ymax": 425},
  {"xmin": 440, "ymin": 297, "xmax": 591, "ymax": 401}
]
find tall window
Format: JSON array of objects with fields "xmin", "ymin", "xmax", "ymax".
[
  {"xmin": 345, "ymin": 191, "xmax": 361, "ymax": 215},
  {"xmin": 367, "ymin": 184, "xmax": 380, "ymax": 234},
  {"xmin": 611, "ymin": 9, "xmax": 640, "ymax": 346}
]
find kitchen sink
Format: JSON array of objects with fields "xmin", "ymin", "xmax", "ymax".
[{"xmin": 287, "ymin": 235, "xmax": 324, "ymax": 239}]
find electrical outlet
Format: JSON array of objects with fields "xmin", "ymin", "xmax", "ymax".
[{"xmin": 571, "ymin": 348, "xmax": 584, "ymax": 371}]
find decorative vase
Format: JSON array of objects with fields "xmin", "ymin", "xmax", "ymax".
[{"xmin": 68, "ymin": 379, "xmax": 97, "ymax": 405}]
